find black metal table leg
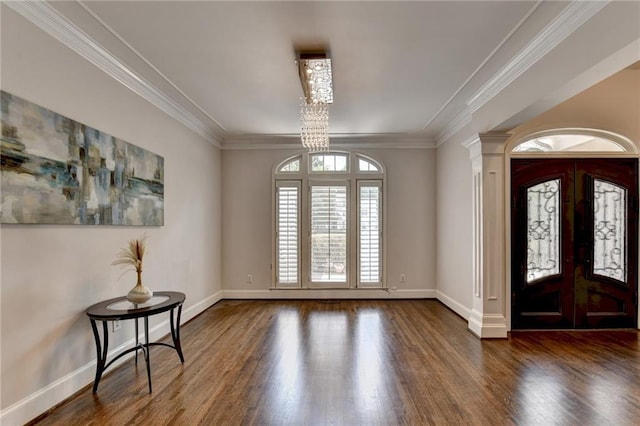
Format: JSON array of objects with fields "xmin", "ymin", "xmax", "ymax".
[
  {"xmin": 144, "ymin": 316, "xmax": 152, "ymax": 393},
  {"xmin": 135, "ymin": 317, "xmax": 139, "ymax": 365},
  {"xmin": 170, "ymin": 305, "xmax": 185, "ymax": 363},
  {"xmin": 90, "ymin": 319, "xmax": 109, "ymax": 393}
]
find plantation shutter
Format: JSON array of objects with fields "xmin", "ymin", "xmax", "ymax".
[
  {"xmin": 276, "ymin": 181, "xmax": 300, "ymax": 286},
  {"xmin": 310, "ymin": 184, "xmax": 348, "ymax": 283},
  {"xmin": 358, "ymin": 181, "xmax": 382, "ymax": 285}
]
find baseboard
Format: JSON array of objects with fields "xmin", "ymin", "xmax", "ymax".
[
  {"xmin": 436, "ymin": 290, "xmax": 471, "ymax": 320},
  {"xmin": 467, "ymin": 309, "xmax": 508, "ymax": 338},
  {"xmin": 222, "ymin": 288, "xmax": 437, "ymax": 299},
  {"xmin": 0, "ymin": 289, "xmax": 223, "ymax": 426},
  {"xmin": 182, "ymin": 290, "xmax": 223, "ymax": 323}
]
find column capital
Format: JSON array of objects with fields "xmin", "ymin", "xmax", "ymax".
[
  {"xmin": 462, "ymin": 132, "xmax": 510, "ymax": 160},
  {"xmin": 478, "ymin": 132, "xmax": 510, "ymax": 155}
]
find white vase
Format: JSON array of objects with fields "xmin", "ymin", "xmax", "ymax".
[{"xmin": 127, "ymin": 271, "xmax": 153, "ymax": 304}]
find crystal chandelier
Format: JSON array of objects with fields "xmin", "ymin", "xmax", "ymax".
[
  {"xmin": 297, "ymin": 53, "xmax": 333, "ymax": 152},
  {"xmin": 300, "ymin": 102, "xmax": 329, "ymax": 152}
]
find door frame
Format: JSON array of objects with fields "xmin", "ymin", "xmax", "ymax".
[{"xmin": 504, "ymin": 129, "xmax": 640, "ymax": 331}]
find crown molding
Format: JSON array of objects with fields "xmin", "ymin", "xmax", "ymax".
[
  {"xmin": 461, "ymin": 134, "xmax": 481, "ymax": 160},
  {"xmin": 461, "ymin": 134, "xmax": 481, "ymax": 150},
  {"xmin": 222, "ymin": 134, "xmax": 436, "ymax": 150},
  {"xmin": 435, "ymin": 109, "xmax": 472, "ymax": 147},
  {"xmin": 466, "ymin": 0, "xmax": 609, "ymax": 114},
  {"xmin": 423, "ymin": 2, "xmax": 541, "ymax": 134},
  {"xmin": 5, "ymin": 1, "xmax": 222, "ymax": 146}
]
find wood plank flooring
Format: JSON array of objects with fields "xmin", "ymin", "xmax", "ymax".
[{"xmin": 30, "ymin": 300, "xmax": 640, "ymax": 425}]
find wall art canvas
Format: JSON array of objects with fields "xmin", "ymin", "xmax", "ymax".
[{"xmin": 1, "ymin": 91, "xmax": 164, "ymax": 225}]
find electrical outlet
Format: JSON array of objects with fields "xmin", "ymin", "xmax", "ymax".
[
  {"xmin": 247, "ymin": 274, "xmax": 254, "ymax": 283},
  {"xmin": 112, "ymin": 320, "xmax": 121, "ymax": 332}
]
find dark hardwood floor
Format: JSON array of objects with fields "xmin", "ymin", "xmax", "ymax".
[{"xmin": 30, "ymin": 300, "xmax": 640, "ymax": 425}]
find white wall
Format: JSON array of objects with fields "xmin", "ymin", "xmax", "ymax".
[
  {"xmin": 435, "ymin": 136, "xmax": 473, "ymax": 318},
  {"xmin": 0, "ymin": 7, "xmax": 222, "ymax": 424},
  {"xmin": 221, "ymin": 147, "xmax": 436, "ymax": 298}
]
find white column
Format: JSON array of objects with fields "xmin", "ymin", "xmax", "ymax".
[{"xmin": 463, "ymin": 133, "xmax": 510, "ymax": 338}]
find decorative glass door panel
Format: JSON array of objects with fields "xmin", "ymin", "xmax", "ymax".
[
  {"xmin": 592, "ymin": 179, "xmax": 627, "ymax": 283},
  {"xmin": 526, "ymin": 179, "xmax": 560, "ymax": 283},
  {"xmin": 512, "ymin": 159, "xmax": 637, "ymax": 329}
]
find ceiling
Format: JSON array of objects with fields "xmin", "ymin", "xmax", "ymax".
[{"xmin": 9, "ymin": 1, "xmax": 639, "ymax": 147}]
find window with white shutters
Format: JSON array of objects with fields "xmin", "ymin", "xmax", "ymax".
[
  {"xmin": 275, "ymin": 181, "xmax": 300, "ymax": 286},
  {"xmin": 358, "ymin": 181, "xmax": 382, "ymax": 285},
  {"xmin": 310, "ymin": 184, "xmax": 348, "ymax": 284},
  {"xmin": 273, "ymin": 152, "xmax": 384, "ymax": 289}
]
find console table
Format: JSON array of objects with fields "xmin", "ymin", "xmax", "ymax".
[{"xmin": 86, "ymin": 291, "xmax": 185, "ymax": 393}]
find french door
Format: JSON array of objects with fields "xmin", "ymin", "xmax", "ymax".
[{"xmin": 511, "ymin": 159, "xmax": 638, "ymax": 329}]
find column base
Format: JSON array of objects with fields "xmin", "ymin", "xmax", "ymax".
[{"xmin": 468, "ymin": 309, "xmax": 508, "ymax": 338}]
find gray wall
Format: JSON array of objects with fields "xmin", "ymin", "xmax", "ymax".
[{"xmin": 435, "ymin": 137, "xmax": 473, "ymax": 317}]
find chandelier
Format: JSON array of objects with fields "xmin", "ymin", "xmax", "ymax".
[{"xmin": 297, "ymin": 53, "xmax": 333, "ymax": 152}]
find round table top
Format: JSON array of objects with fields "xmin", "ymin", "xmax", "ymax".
[{"xmin": 86, "ymin": 291, "xmax": 185, "ymax": 320}]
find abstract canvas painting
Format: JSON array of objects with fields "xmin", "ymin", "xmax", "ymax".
[{"xmin": 1, "ymin": 91, "xmax": 164, "ymax": 225}]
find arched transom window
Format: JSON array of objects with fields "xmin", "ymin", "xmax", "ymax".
[
  {"xmin": 273, "ymin": 151, "xmax": 385, "ymax": 289},
  {"xmin": 512, "ymin": 131, "xmax": 635, "ymax": 153}
]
